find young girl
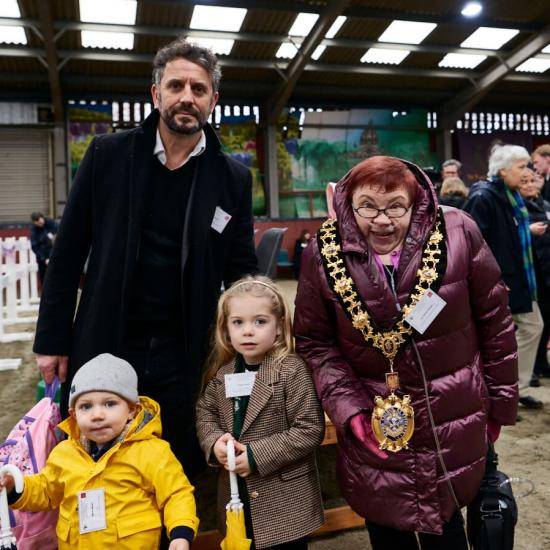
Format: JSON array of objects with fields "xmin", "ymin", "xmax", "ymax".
[{"xmin": 196, "ymin": 275, "xmax": 325, "ymax": 550}]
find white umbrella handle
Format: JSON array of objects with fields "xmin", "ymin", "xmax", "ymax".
[
  {"xmin": 226, "ymin": 439, "xmax": 242, "ymax": 508},
  {"xmin": 0, "ymin": 464, "xmax": 24, "ymax": 541}
]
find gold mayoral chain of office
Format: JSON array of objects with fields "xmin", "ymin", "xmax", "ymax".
[{"xmin": 318, "ymin": 209, "xmax": 446, "ymax": 453}]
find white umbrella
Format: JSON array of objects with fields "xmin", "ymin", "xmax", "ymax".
[{"xmin": 0, "ymin": 465, "xmax": 23, "ymax": 549}]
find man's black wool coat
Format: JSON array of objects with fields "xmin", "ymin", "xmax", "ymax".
[{"xmin": 34, "ymin": 110, "xmax": 258, "ymax": 409}]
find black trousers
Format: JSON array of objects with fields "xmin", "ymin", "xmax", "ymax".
[
  {"xmin": 534, "ymin": 301, "xmax": 550, "ymax": 372},
  {"xmin": 37, "ymin": 259, "xmax": 48, "ymax": 286},
  {"xmin": 118, "ymin": 333, "xmax": 205, "ymax": 479},
  {"xmin": 366, "ymin": 510, "xmax": 468, "ymax": 550}
]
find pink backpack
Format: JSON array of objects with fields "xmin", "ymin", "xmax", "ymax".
[{"xmin": 0, "ymin": 379, "xmax": 62, "ymax": 549}]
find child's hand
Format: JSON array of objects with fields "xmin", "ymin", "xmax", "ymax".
[
  {"xmin": 213, "ymin": 433, "xmax": 234, "ymax": 466},
  {"xmin": 168, "ymin": 538, "xmax": 189, "ymax": 550},
  {"xmin": 232, "ymin": 441, "xmax": 252, "ymax": 477},
  {"xmin": 0, "ymin": 473, "xmax": 15, "ymax": 493}
]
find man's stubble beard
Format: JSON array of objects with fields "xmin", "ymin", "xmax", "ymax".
[{"xmin": 158, "ymin": 95, "xmax": 210, "ymax": 135}]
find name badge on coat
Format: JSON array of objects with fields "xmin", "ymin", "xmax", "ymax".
[{"xmin": 211, "ymin": 206, "xmax": 232, "ymax": 234}]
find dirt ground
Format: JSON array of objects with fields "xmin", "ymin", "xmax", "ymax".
[{"xmin": 1, "ymin": 284, "xmax": 549, "ymax": 549}]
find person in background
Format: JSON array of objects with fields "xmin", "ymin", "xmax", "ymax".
[
  {"xmin": 441, "ymin": 159, "xmax": 462, "ymax": 180},
  {"xmin": 519, "ymin": 168, "xmax": 550, "ymax": 382},
  {"xmin": 439, "ymin": 177, "xmax": 469, "ymax": 210},
  {"xmin": 293, "ymin": 229, "xmax": 311, "ymax": 279},
  {"xmin": 465, "ymin": 144, "xmax": 544, "ymax": 411},
  {"xmin": 532, "ymin": 144, "xmax": 550, "ymax": 201},
  {"xmin": 29, "ymin": 212, "xmax": 58, "ymax": 285}
]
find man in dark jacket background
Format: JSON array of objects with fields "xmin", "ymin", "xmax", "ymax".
[
  {"xmin": 29, "ymin": 212, "xmax": 57, "ymax": 285},
  {"xmin": 465, "ymin": 144, "xmax": 543, "ymax": 410},
  {"xmin": 33, "ymin": 38, "xmax": 258, "ymax": 477}
]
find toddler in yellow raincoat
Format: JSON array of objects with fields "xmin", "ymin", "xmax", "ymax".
[{"xmin": 0, "ymin": 353, "xmax": 199, "ymax": 549}]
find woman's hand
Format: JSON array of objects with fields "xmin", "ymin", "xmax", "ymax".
[
  {"xmin": 350, "ymin": 412, "xmax": 388, "ymax": 460},
  {"xmin": 530, "ymin": 222, "xmax": 547, "ymax": 236},
  {"xmin": 168, "ymin": 539, "xmax": 189, "ymax": 550},
  {"xmin": 213, "ymin": 433, "xmax": 234, "ymax": 466},
  {"xmin": 0, "ymin": 473, "xmax": 15, "ymax": 493}
]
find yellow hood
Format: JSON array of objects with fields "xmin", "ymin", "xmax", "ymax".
[{"xmin": 58, "ymin": 395, "xmax": 162, "ymax": 443}]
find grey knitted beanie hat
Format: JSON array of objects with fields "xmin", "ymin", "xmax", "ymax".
[{"xmin": 69, "ymin": 353, "xmax": 139, "ymax": 407}]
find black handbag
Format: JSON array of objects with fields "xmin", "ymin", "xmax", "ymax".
[{"xmin": 467, "ymin": 443, "xmax": 518, "ymax": 550}]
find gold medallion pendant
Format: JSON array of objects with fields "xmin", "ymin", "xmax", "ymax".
[{"xmin": 371, "ymin": 373, "xmax": 414, "ymax": 452}]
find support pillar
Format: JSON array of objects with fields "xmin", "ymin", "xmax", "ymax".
[
  {"xmin": 53, "ymin": 124, "xmax": 68, "ymax": 217},
  {"xmin": 263, "ymin": 122, "xmax": 279, "ymax": 219},
  {"xmin": 436, "ymin": 128, "xmax": 453, "ymax": 163}
]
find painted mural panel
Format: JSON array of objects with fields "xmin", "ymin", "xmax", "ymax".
[
  {"xmin": 68, "ymin": 104, "xmax": 112, "ymax": 180},
  {"xmin": 282, "ymin": 109, "xmax": 437, "ymax": 218},
  {"xmin": 218, "ymin": 115, "xmax": 265, "ymax": 215}
]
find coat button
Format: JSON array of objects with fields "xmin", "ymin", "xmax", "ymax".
[{"xmin": 250, "ymin": 491, "xmax": 259, "ymax": 499}]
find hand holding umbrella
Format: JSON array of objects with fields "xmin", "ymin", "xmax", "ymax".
[
  {"xmin": 220, "ymin": 439, "xmax": 252, "ymax": 550},
  {"xmin": 0, "ymin": 464, "xmax": 24, "ymax": 549}
]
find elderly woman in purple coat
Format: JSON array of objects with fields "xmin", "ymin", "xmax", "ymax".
[{"xmin": 294, "ymin": 156, "xmax": 518, "ymax": 550}]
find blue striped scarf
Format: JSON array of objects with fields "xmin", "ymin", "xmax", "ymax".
[{"xmin": 497, "ymin": 178, "xmax": 537, "ymax": 301}]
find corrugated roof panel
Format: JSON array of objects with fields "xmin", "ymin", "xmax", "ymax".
[
  {"xmin": 0, "ymin": 57, "xmax": 46, "ymax": 73},
  {"xmin": 320, "ymin": 47, "xmax": 364, "ymax": 64},
  {"xmin": 231, "ymin": 41, "xmax": 280, "ymax": 60},
  {"xmin": 241, "ymin": 10, "xmax": 298, "ymax": 34},
  {"xmin": 338, "ymin": 18, "xmax": 388, "ymax": 40},
  {"xmin": 137, "ymin": 2, "xmax": 192, "ymax": 27}
]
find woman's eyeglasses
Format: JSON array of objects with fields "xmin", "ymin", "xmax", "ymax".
[{"xmin": 353, "ymin": 205, "xmax": 410, "ymax": 219}]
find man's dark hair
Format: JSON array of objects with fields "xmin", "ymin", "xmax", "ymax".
[
  {"xmin": 533, "ymin": 144, "xmax": 550, "ymax": 159},
  {"xmin": 152, "ymin": 37, "xmax": 222, "ymax": 93},
  {"xmin": 30, "ymin": 212, "xmax": 44, "ymax": 222}
]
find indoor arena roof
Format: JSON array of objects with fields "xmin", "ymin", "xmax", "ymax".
[{"xmin": 1, "ymin": 0, "xmax": 549, "ymax": 124}]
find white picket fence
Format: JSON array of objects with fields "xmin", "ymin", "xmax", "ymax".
[{"xmin": 0, "ymin": 236, "xmax": 38, "ymax": 348}]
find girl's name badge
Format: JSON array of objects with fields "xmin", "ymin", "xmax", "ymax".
[
  {"xmin": 78, "ymin": 488, "xmax": 106, "ymax": 534},
  {"xmin": 225, "ymin": 372, "xmax": 257, "ymax": 398},
  {"xmin": 404, "ymin": 289, "xmax": 446, "ymax": 334}
]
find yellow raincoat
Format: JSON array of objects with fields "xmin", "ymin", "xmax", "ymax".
[{"xmin": 12, "ymin": 396, "xmax": 199, "ymax": 549}]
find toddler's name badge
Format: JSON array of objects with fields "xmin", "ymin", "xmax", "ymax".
[
  {"xmin": 225, "ymin": 371, "xmax": 257, "ymax": 398},
  {"xmin": 78, "ymin": 488, "xmax": 106, "ymax": 534},
  {"xmin": 211, "ymin": 206, "xmax": 232, "ymax": 234},
  {"xmin": 404, "ymin": 289, "xmax": 446, "ymax": 335}
]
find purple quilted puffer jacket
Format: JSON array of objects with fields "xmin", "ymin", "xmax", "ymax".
[{"xmin": 294, "ymin": 159, "xmax": 518, "ymax": 534}]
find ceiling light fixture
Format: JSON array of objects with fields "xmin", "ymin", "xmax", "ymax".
[
  {"xmin": 461, "ymin": 2, "xmax": 483, "ymax": 17},
  {"xmin": 190, "ymin": 5, "xmax": 247, "ymax": 32},
  {"xmin": 0, "ymin": 0, "xmax": 21, "ymax": 18},
  {"xmin": 361, "ymin": 48, "xmax": 410, "ymax": 65},
  {"xmin": 461, "ymin": 27, "xmax": 519, "ymax": 50},
  {"xmin": 378, "ymin": 20, "xmax": 437, "ymax": 45},
  {"xmin": 288, "ymin": 13, "xmax": 319, "ymax": 37}
]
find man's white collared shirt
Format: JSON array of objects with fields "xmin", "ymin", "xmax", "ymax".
[{"xmin": 154, "ymin": 129, "xmax": 206, "ymax": 170}]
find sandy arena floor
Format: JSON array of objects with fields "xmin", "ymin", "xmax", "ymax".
[{"xmin": 1, "ymin": 282, "xmax": 548, "ymax": 549}]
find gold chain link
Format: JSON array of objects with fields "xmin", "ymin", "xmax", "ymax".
[{"xmin": 319, "ymin": 214, "xmax": 444, "ymax": 367}]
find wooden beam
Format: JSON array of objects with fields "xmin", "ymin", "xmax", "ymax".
[
  {"xmin": 268, "ymin": 1, "xmax": 350, "ymax": 124},
  {"xmin": 36, "ymin": 1, "xmax": 64, "ymax": 123},
  {"xmin": 440, "ymin": 22, "xmax": 550, "ymax": 128}
]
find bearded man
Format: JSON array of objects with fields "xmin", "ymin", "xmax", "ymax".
[{"xmin": 33, "ymin": 39, "xmax": 257, "ymax": 477}]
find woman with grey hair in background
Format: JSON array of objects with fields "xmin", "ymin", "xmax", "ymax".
[{"xmin": 465, "ymin": 144, "xmax": 544, "ymax": 411}]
